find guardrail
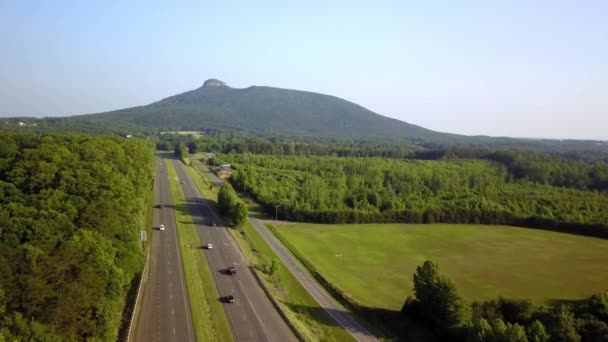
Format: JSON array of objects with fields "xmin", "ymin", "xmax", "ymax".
[{"xmin": 126, "ymin": 252, "xmax": 150, "ymax": 342}]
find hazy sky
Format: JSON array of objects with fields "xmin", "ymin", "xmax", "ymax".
[{"xmin": 1, "ymin": 1, "xmax": 607, "ymax": 139}]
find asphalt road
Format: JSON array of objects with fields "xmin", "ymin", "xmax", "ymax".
[
  {"xmin": 194, "ymin": 159, "xmax": 377, "ymax": 341},
  {"xmin": 250, "ymin": 218, "xmax": 378, "ymax": 342},
  {"xmin": 133, "ymin": 156, "xmax": 195, "ymax": 342},
  {"xmin": 194, "ymin": 159, "xmax": 223, "ymax": 187},
  {"xmin": 172, "ymin": 160, "xmax": 297, "ymax": 342}
]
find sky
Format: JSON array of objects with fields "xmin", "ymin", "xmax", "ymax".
[{"xmin": 1, "ymin": 1, "xmax": 607, "ymax": 140}]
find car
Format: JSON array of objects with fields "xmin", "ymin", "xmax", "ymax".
[
  {"xmin": 224, "ymin": 295, "xmax": 235, "ymax": 303},
  {"xmin": 159, "ymin": 224, "xmax": 165, "ymax": 231},
  {"xmin": 206, "ymin": 243, "xmax": 213, "ymax": 249},
  {"xmin": 180, "ymin": 180, "xmax": 185, "ymax": 184},
  {"xmin": 227, "ymin": 267, "xmax": 236, "ymax": 275},
  {"xmin": 159, "ymin": 202, "xmax": 164, "ymax": 208}
]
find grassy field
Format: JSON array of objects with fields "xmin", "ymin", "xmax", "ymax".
[
  {"xmin": 273, "ymin": 223, "xmax": 608, "ymax": 310},
  {"xmin": 186, "ymin": 161, "xmax": 355, "ymax": 341},
  {"xmin": 164, "ymin": 160, "xmax": 233, "ymax": 341}
]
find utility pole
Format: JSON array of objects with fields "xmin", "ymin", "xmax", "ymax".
[
  {"xmin": 335, "ymin": 254, "xmax": 343, "ymax": 284},
  {"xmin": 275, "ymin": 205, "xmax": 279, "ymax": 222}
]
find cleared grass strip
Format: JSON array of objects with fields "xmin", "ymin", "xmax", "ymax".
[
  {"xmin": 164, "ymin": 160, "xmax": 233, "ymax": 342},
  {"xmin": 187, "ymin": 163, "xmax": 219, "ymax": 203}
]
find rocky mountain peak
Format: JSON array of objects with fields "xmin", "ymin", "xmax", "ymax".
[{"xmin": 203, "ymin": 79, "xmax": 227, "ymax": 87}]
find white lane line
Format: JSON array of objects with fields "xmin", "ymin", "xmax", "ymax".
[
  {"xmin": 236, "ymin": 279, "xmax": 273, "ymax": 341},
  {"xmin": 172, "ymin": 309, "xmax": 175, "ymax": 315},
  {"xmin": 169, "ymin": 162, "xmax": 197, "ymax": 342},
  {"xmin": 173, "ymin": 328, "xmax": 176, "ymax": 335}
]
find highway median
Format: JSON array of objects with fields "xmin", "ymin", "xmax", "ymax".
[{"xmin": 164, "ymin": 159, "xmax": 233, "ymax": 342}]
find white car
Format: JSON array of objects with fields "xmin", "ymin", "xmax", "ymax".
[
  {"xmin": 159, "ymin": 224, "xmax": 165, "ymax": 231},
  {"xmin": 206, "ymin": 243, "xmax": 213, "ymax": 249}
]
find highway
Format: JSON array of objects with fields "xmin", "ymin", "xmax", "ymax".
[
  {"xmin": 133, "ymin": 156, "xmax": 195, "ymax": 342},
  {"xmin": 193, "ymin": 159, "xmax": 378, "ymax": 342},
  {"xmin": 172, "ymin": 159, "xmax": 297, "ymax": 342}
]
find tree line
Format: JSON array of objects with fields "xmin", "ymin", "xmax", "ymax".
[
  {"xmin": 219, "ymin": 153, "xmax": 608, "ymax": 237},
  {"xmin": 157, "ymin": 134, "xmax": 608, "ymax": 194},
  {"xmin": 402, "ymin": 261, "xmax": 608, "ymax": 341},
  {"xmin": 0, "ymin": 133, "xmax": 155, "ymax": 341}
]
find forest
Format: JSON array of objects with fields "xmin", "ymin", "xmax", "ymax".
[
  {"xmin": 0, "ymin": 133, "xmax": 155, "ymax": 340},
  {"xmin": 217, "ymin": 153, "xmax": 608, "ymax": 237}
]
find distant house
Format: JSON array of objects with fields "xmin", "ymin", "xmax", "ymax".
[
  {"xmin": 219, "ymin": 164, "xmax": 231, "ymax": 170},
  {"xmin": 18, "ymin": 122, "xmax": 25, "ymax": 126}
]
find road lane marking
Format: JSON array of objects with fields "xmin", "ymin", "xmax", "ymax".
[{"xmin": 237, "ymin": 279, "xmax": 273, "ymax": 340}]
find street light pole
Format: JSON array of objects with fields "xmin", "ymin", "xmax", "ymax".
[{"xmin": 335, "ymin": 254, "xmax": 343, "ymax": 284}]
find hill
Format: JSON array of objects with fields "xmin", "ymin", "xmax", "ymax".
[
  {"xmin": 6, "ymin": 79, "xmax": 608, "ymax": 151},
  {"xmin": 49, "ymin": 79, "xmax": 466, "ymax": 142}
]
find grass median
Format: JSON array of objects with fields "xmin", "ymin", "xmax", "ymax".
[
  {"xmin": 164, "ymin": 160, "xmax": 233, "ymax": 342},
  {"xmin": 185, "ymin": 161, "xmax": 355, "ymax": 342}
]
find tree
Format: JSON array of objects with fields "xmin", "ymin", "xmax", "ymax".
[
  {"xmin": 549, "ymin": 306, "xmax": 581, "ymax": 342},
  {"xmin": 468, "ymin": 318, "xmax": 494, "ymax": 342},
  {"xmin": 407, "ymin": 260, "xmax": 464, "ymax": 330},
  {"xmin": 526, "ymin": 320, "xmax": 549, "ymax": 342},
  {"xmin": 268, "ymin": 259, "xmax": 280, "ymax": 276},
  {"xmin": 231, "ymin": 201, "xmax": 248, "ymax": 228},
  {"xmin": 218, "ymin": 183, "xmax": 248, "ymax": 227}
]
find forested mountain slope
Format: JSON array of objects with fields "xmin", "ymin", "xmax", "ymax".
[
  {"xmin": 0, "ymin": 133, "xmax": 154, "ymax": 340},
  {"xmin": 37, "ymin": 79, "xmax": 466, "ymax": 141}
]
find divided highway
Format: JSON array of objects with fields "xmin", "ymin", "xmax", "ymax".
[
  {"xmin": 193, "ymin": 159, "xmax": 378, "ymax": 342},
  {"xmin": 133, "ymin": 156, "xmax": 195, "ymax": 342},
  {"xmin": 172, "ymin": 159, "xmax": 297, "ymax": 342}
]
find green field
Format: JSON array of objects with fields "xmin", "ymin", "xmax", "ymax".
[{"xmin": 274, "ymin": 223, "xmax": 608, "ymax": 310}]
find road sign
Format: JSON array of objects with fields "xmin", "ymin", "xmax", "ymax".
[{"xmin": 140, "ymin": 230, "xmax": 147, "ymax": 242}]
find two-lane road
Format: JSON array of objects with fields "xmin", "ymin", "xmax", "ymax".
[
  {"xmin": 173, "ymin": 160, "xmax": 297, "ymax": 342},
  {"xmin": 133, "ymin": 156, "xmax": 195, "ymax": 342}
]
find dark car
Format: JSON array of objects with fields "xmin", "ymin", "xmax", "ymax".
[
  {"xmin": 227, "ymin": 267, "xmax": 236, "ymax": 275},
  {"xmin": 225, "ymin": 295, "xmax": 235, "ymax": 303}
]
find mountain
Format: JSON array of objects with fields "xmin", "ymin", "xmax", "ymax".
[{"xmin": 58, "ymin": 79, "xmax": 465, "ymax": 142}]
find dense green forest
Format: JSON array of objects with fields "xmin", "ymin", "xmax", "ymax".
[
  {"xmin": 158, "ymin": 133, "xmax": 608, "ymax": 159},
  {"xmin": 0, "ymin": 133, "xmax": 154, "ymax": 340},
  {"xmin": 217, "ymin": 153, "xmax": 608, "ymax": 237}
]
